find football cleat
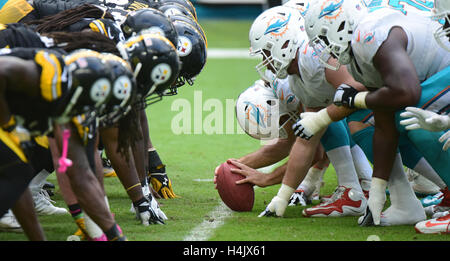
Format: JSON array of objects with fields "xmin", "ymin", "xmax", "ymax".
[
  {"xmin": 0, "ymin": 210, "xmax": 23, "ymax": 233},
  {"xmin": 288, "ymin": 189, "xmax": 311, "ymax": 206},
  {"xmin": 302, "ymin": 186, "xmax": 367, "ymax": 217},
  {"xmin": 421, "ymin": 191, "xmax": 443, "ymax": 207},
  {"xmin": 424, "ymin": 188, "xmax": 450, "ymax": 217},
  {"xmin": 33, "ymin": 189, "xmax": 69, "ymax": 215},
  {"xmin": 415, "ymin": 212, "xmax": 450, "ymax": 234}
]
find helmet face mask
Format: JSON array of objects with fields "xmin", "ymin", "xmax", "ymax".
[
  {"xmin": 305, "ymin": 0, "xmax": 367, "ymax": 70},
  {"xmin": 58, "ymin": 49, "xmax": 114, "ymax": 123},
  {"xmin": 99, "ymin": 54, "xmax": 136, "ymax": 126},
  {"xmin": 432, "ymin": 0, "xmax": 450, "ymax": 51},
  {"xmin": 117, "ymin": 33, "xmax": 181, "ymax": 106},
  {"xmin": 249, "ymin": 6, "xmax": 306, "ymax": 83},
  {"xmin": 170, "ymin": 20, "xmax": 207, "ymax": 90}
]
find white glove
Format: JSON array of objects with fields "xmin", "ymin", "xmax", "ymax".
[
  {"xmin": 400, "ymin": 107, "xmax": 450, "ymax": 132},
  {"xmin": 258, "ymin": 184, "xmax": 295, "ymax": 217},
  {"xmin": 150, "ymin": 194, "xmax": 168, "ymax": 221},
  {"xmin": 367, "ymin": 177, "xmax": 387, "ymax": 225},
  {"xmin": 293, "ymin": 109, "xmax": 332, "ymax": 140},
  {"xmin": 439, "ymin": 130, "xmax": 450, "ymax": 151}
]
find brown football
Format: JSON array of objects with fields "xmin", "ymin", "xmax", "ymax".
[{"xmin": 216, "ymin": 162, "xmax": 254, "ymax": 212}]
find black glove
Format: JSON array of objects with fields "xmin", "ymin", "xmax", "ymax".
[{"xmin": 333, "ymin": 83, "xmax": 359, "ymax": 108}]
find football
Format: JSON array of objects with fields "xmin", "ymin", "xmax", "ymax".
[{"xmin": 215, "ymin": 161, "xmax": 254, "ymax": 212}]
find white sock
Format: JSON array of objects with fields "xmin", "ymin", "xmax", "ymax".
[
  {"xmin": 326, "ymin": 146, "xmax": 362, "ymax": 193},
  {"xmin": 84, "ymin": 213, "xmax": 104, "ymax": 238},
  {"xmin": 413, "ymin": 158, "xmax": 446, "ymax": 189},
  {"xmin": 381, "ymin": 153, "xmax": 426, "ymax": 226},
  {"xmin": 297, "ymin": 166, "xmax": 325, "ymax": 196},
  {"xmin": 350, "ymin": 145, "xmax": 372, "ymax": 181}
]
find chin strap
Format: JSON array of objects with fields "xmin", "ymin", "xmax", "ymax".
[{"xmin": 58, "ymin": 128, "xmax": 73, "ymax": 173}]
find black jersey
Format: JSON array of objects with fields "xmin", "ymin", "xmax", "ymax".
[
  {"xmin": 29, "ymin": 0, "xmax": 160, "ymax": 23},
  {"xmin": 1, "ymin": 47, "xmax": 70, "ymax": 135},
  {"xmin": 0, "ymin": 23, "xmax": 49, "ymax": 49}
]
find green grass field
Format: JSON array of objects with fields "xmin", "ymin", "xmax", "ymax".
[{"xmin": 0, "ymin": 19, "xmax": 448, "ymax": 243}]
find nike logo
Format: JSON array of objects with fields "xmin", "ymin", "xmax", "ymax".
[{"xmin": 425, "ymin": 221, "xmax": 450, "ymax": 228}]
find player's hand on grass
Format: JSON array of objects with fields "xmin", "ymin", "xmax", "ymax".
[
  {"xmin": 258, "ymin": 184, "xmax": 295, "ymax": 217},
  {"xmin": 400, "ymin": 107, "xmax": 450, "ymax": 132},
  {"xmin": 367, "ymin": 178, "xmax": 387, "ymax": 225},
  {"xmin": 150, "ymin": 172, "xmax": 179, "ymax": 199}
]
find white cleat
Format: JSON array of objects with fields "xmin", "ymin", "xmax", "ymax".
[
  {"xmin": 33, "ymin": 189, "xmax": 68, "ymax": 216},
  {"xmin": 0, "ymin": 210, "xmax": 23, "ymax": 233},
  {"xmin": 303, "ymin": 186, "xmax": 366, "ymax": 217},
  {"xmin": 415, "ymin": 212, "xmax": 450, "ymax": 234}
]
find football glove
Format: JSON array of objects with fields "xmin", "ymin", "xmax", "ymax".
[
  {"xmin": 258, "ymin": 184, "xmax": 295, "ymax": 217},
  {"xmin": 292, "ymin": 109, "xmax": 332, "ymax": 140},
  {"xmin": 400, "ymin": 107, "xmax": 450, "ymax": 132},
  {"xmin": 150, "ymin": 172, "xmax": 179, "ymax": 199},
  {"xmin": 367, "ymin": 177, "xmax": 387, "ymax": 225},
  {"xmin": 134, "ymin": 197, "xmax": 165, "ymax": 225},
  {"xmin": 288, "ymin": 190, "xmax": 309, "ymax": 206}
]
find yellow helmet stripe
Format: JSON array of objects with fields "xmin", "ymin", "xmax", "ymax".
[
  {"xmin": 89, "ymin": 20, "xmax": 108, "ymax": 38},
  {"xmin": 35, "ymin": 51, "xmax": 63, "ymax": 102}
]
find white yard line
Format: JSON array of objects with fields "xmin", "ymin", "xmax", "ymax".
[
  {"xmin": 183, "ymin": 201, "xmax": 233, "ymax": 241},
  {"xmin": 207, "ymin": 48, "xmax": 258, "ymax": 59}
]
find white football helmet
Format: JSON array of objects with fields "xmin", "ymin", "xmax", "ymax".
[
  {"xmin": 304, "ymin": 0, "xmax": 367, "ymax": 70},
  {"xmin": 236, "ymin": 80, "xmax": 299, "ymax": 140},
  {"xmin": 283, "ymin": 0, "xmax": 311, "ymax": 16},
  {"xmin": 249, "ymin": 6, "xmax": 307, "ymax": 82},
  {"xmin": 432, "ymin": 0, "xmax": 450, "ymax": 52}
]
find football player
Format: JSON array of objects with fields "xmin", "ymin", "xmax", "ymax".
[
  {"xmin": 304, "ymin": 0, "xmax": 449, "ymax": 231},
  {"xmin": 249, "ymin": 5, "xmax": 370, "ymax": 219},
  {"xmin": 0, "ymin": 47, "xmax": 128, "ymax": 240}
]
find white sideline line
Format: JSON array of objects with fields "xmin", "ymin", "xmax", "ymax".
[
  {"xmin": 207, "ymin": 48, "xmax": 258, "ymax": 59},
  {"xmin": 183, "ymin": 201, "xmax": 233, "ymax": 241}
]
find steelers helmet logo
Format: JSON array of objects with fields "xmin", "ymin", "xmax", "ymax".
[
  {"xmin": 90, "ymin": 78, "xmax": 111, "ymax": 105},
  {"xmin": 151, "ymin": 63, "xmax": 172, "ymax": 84},
  {"xmin": 141, "ymin": 26, "xmax": 165, "ymax": 37},
  {"xmin": 177, "ymin": 36, "xmax": 192, "ymax": 57},
  {"xmin": 113, "ymin": 75, "xmax": 132, "ymax": 100}
]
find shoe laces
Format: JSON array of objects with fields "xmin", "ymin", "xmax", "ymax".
[
  {"xmin": 39, "ymin": 189, "xmax": 56, "ymax": 204},
  {"xmin": 321, "ymin": 186, "xmax": 346, "ymax": 205}
]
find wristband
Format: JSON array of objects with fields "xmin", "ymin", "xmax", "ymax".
[
  {"xmin": 354, "ymin": 91, "xmax": 369, "ymax": 109},
  {"xmin": 277, "ymin": 184, "xmax": 295, "ymax": 201}
]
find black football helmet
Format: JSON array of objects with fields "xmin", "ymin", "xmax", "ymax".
[
  {"xmin": 121, "ymin": 8, "xmax": 178, "ymax": 47},
  {"xmin": 157, "ymin": 0, "xmax": 197, "ymax": 20},
  {"xmin": 67, "ymin": 18, "xmax": 126, "ymax": 43},
  {"xmin": 99, "ymin": 53, "xmax": 137, "ymax": 126},
  {"xmin": 57, "ymin": 49, "xmax": 113, "ymax": 123},
  {"xmin": 171, "ymin": 20, "xmax": 207, "ymax": 91},
  {"xmin": 117, "ymin": 33, "xmax": 181, "ymax": 106},
  {"xmin": 168, "ymin": 14, "xmax": 207, "ymax": 48},
  {"xmin": 158, "ymin": 2, "xmax": 195, "ymax": 20}
]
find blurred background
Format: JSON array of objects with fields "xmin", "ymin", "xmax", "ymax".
[{"xmin": 192, "ymin": 0, "xmax": 282, "ymax": 20}]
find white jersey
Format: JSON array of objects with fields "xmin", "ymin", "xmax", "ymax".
[
  {"xmin": 347, "ymin": 8, "xmax": 450, "ymax": 88},
  {"xmin": 272, "ymin": 77, "xmax": 301, "ymax": 114},
  {"xmin": 288, "ymin": 42, "xmax": 336, "ymax": 108},
  {"xmin": 362, "ymin": 0, "xmax": 435, "ymax": 16}
]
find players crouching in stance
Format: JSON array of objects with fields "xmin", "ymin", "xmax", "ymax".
[
  {"xmin": 0, "ymin": 48, "xmax": 130, "ymax": 240},
  {"xmin": 303, "ymin": 0, "xmax": 449, "ymax": 232}
]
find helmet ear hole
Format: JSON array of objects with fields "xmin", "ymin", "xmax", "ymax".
[{"xmin": 337, "ymin": 21, "xmax": 346, "ymax": 32}]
